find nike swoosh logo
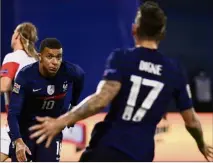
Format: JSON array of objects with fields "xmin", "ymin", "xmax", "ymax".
[{"xmin": 33, "ymin": 88, "xmax": 42, "ymax": 92}]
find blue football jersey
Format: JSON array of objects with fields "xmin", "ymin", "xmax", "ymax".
[
  {"xmin": 89, "ymin": 47, "xmax": 193, "ymax": 160},
  {"xmin": 8, "ymin": 61, "xmax": 84, "ymax": 141}
]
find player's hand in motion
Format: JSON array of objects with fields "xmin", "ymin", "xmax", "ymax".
[
  {"xmin": 198, "ymin": 144, "xmax": 213, "ymax": 162},
  {"xmin": 29, "ymin": 116, "xmax": 65, "ymax": 148},
  {"xmin": 15, "ymin": 138, "xmax": 31, "ymax": 162}
]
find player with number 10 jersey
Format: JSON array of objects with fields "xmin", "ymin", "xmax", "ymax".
[{"xmin": 7, "ymin": 38, "xmax": 84, "ymax": 162}]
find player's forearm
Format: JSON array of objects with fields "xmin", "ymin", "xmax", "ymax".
[
  {"xmin": 185, "ymin": 119, "xmax": 205, "ymax": 148},
  {"xmin": 0, "ymin": 84, "xmax": 11, "ymax": 92},
  {"xmin": 60, "ymin": 80, "xmax": 120, "ymax": 127},
  {"xmin": 7, "ymin": 113, "xmax": 22, "ymax": 141},
  {"xmin": 61, "ymin": 93, "xmax": 106, "ymax": 127},
  {"xmin": 0, "ymin": 77, "xmax": 12, "ymax": 92},
  {"xmin": 7, "ymin": 89, "xmax": 25, "ymax": 141}
]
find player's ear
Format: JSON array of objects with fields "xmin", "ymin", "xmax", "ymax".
[
  {"xmin": 131, "ymin": 23, "xmax": 137, "ymax": 37},
  {"xmin": 38, "ymin": 53, "xmax": 41, "ymax": 61}
]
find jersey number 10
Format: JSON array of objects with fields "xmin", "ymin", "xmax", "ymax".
[
  {"xmin": 42, "ymin": 100, "xmax": 55, "ymax": 110},
  {"xmin": 122, "ymin": 75, "xmax": 164, "ymax": 122}
]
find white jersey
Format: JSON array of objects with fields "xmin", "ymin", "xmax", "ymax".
[
  {"xmin": 1, "ymin": 50, "xmax": 37, "ymax": 107},
  {"xmin": 1, "ymin": 50, "xmax": 37, "ymax": 79}
]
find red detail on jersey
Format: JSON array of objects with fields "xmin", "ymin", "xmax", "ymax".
[
  {"xmin": 37, "ymin": 93, "xmax": 66, "ymax": 100},
  {"xmin": 0, "ymin": 62, "xmax": 19, "ymax": 79}
]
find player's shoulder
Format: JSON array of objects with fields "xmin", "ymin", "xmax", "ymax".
[
  {"xmin": 163, "ymin": 56, "xmax": 185, "ymax": 73},
  {"xmin": 3, "ymin": 50, "xmax": 27, "ymax": 64},
  {"xmin": 109, "ymin": 47, "xmax": 145, "ymax": 59},
  {"xmin": 109, "ymin": 48, "xmax": 185, "ymax": 73},
  {"xmin": 109, "ymin": 48, "xmax": 126, "ymax": 57},
  {"xmin": 107, "ymin": 48, "xmax": 128, "ymax": 63},
  {"xmin": 17, "ymin": 62, "xmax": 38, "ymax": 77},
  {"xmin": 61, "ymin": 61, "xmax": 85, "ymax": 76}
]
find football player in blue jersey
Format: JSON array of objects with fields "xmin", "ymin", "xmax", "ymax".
[
  {"xmin": 7, "ymin": 38, "xmax": 84, "ymax": 162},
  {"xmin": 30, "ymin": 1, "xmax": 213, "ymax": 162}
]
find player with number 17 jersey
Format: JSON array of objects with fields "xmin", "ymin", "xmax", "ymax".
[{"xmin": 89, "ymin": 47, "xmax": 193, "ymax": 161}]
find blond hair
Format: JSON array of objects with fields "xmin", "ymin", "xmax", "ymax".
[{"xmin": 16, "ymin": 22, "xmax": 39, "ymax": 60}]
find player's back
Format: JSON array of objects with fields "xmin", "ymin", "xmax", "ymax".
[
  {"xmin": 2, "ymin": 50, "xmax": 37, "ymax": 79},
  {"xmin": 1, "ymin": 50, "xmax": 37, "ymax": 111},
  {"xmin": 90, "ymin": 47, "xmax": 192, "ymax": 160}
]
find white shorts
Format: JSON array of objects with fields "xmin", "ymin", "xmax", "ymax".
[{"xmin": 0, "ymin": 127, "xmax": 11, "ymax": 155}]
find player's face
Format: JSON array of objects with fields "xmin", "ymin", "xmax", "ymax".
[{"xmin": 40, "ymin": 47, "xmax": 63, "ymax": 76}]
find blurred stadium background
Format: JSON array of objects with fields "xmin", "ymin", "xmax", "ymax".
[{"xmin": 1, "ymin": 0, "xmax": 213, "ymax": 161}]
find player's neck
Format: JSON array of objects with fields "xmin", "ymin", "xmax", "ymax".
[
  {"xmin": 39, "ymin": 64, "xmax": 50, "ymax": 78},
  {"xmin": 135, "ymin": 40, "xmax": 158, "ymax": 50},
  {"xmin": 39, "ymin": 64, "xmax": 56, "ymax": 78},
  {"xmin": 13, "ymin": 44, "xmax": 24, "ymax": 52}
]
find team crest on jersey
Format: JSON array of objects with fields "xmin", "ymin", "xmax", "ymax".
[
  {"xmin": 12, "ymin": 83, "xmax": 21, "ymax": 94},
  {"xmin": 47, "ymin": 85, "xmax": 55, "ymax": 95},
  {"xmin": 63, "ymin": 81, "xmax": 68, "ymax": 92}
]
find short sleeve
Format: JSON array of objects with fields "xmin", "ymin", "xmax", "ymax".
[
  {"xmin": 174, "ymin": 64, "xmax": 193, "ymax": 112},
  {"xmin": 102, "ymin": 49, "xmax": 122, "ymax": 81},
  {"xmin": 0, "ymin": 55, "xmax": 19, "ymax": 79}
]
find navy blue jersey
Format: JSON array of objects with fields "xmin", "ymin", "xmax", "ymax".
[
  {"xmin": 89, "ymin": 47, "xmax": 193, "ymax": 160},
  {"xmin": 8, "ymin": 61, "xmax": 84, "ymax": 141}
]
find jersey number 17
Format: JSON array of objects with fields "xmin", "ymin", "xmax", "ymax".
[{"xmin": 122, "ymin": 75, "xmax": 164, "ymax": 122}]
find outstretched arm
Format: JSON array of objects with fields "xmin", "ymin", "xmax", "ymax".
[
  {"xmin": 29, "ymin": 80, "xmax": 121, "ymax": 147},
  {"xmin": 65, "ymin": 80, "xmax": 121, "ymax": 126},
  {"xmin": 174, "ymin": 63, "xmax": 213, "ymax": 161},
  {"xmin": 181, "ymin": 108, "xmax": 204, "ymax": 147},
  {"xmin": 181, "ymin": 108, "xmax": 213, "ymax": 161}
]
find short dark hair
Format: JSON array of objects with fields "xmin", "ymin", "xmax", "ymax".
[
  {"xmin": 136, "ymin": 1, "xmax": 167, "ymax": 41},
  {"xmin": 39, "ymin": 38, "xmax": 62, "ymax": 52}
]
